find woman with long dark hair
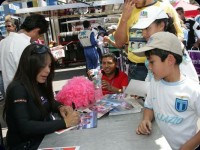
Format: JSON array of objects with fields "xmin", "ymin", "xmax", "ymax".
[{"xmin": 3, "ymin": 43, "xmax": 80, "ymax": 150}]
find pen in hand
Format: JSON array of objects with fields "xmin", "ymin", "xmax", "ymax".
[
  {"xmin": 72, "ymin": 102, "xmax": 76, "ymax": 110},
  {"xmin": 72, "ymin": 102, "xmax": 87, "ymax": 114}
]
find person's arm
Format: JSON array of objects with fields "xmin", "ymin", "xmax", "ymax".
[
  {"xmin": 58, "ymin": 105, "xmax": 74, "ymax": 119},
  {"xmin": 87, "ymin": 69, "xmax": 97, "ymax": 79},
  {"xmin": 108, "ymin": 84, "xmax": 122, "ymax": 93},
  {"xmin": 108, "ymin": 72, "xmax": 129, "ymax": 93},
  {"xmin": 10, "ymin": 85, "xmax": 66, "ymax": 136},
  {"xmin": 50, "ymin": 100, "xmax": 74, "ymax": 119},
  {"xmin": 51, "ymin": 100, "xmax": 63, "ymax": 112},
  {"xmin": 120, "ymin": 73, "xmax": 129, "ymax": 90},
  {"xmin": 90, "ymin": 32, "xmax": 97, "ymax": 46},
  {"xmin": 136, "ymin": 79, "xmax": 155, "ymax": 135},
  {"xmin": 102, "ymin": 80, "xmax": 122, "ymax": 93},
  {"xmin": 143, "ymin": 108, "xmax": 154, "ymax": 121},
  {"xmin": 103, "ymin": 36, "xmax": 120, "ymax": 48},
  {"xmin": 102, "ymin": 72, "xmax": 129, "ymax": 93},
  {"xmin": 136, "ymin": 108, "xmax": 154, "ymax": 135},
  {"xmin": 180, "ymin": 131, "xmax": 200, "ymax": 150},
  {"xmin": 9, "ymin": 84, "xmax": 79, "ymax": 136},
  {"xmin": 114, "ymin": 0, "xmax": 135, "ymax": 47}
]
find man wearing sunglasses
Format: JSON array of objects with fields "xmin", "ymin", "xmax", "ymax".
[
  {"xmin": 4, "ymin": 16, "xmax": 18, "ymax": 35},
  {"xmin": 0, "ymin": 14, "xmax": 49, "ymax": 91}
]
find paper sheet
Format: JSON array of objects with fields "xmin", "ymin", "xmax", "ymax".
[
  {"xmin": 38, "ymin": 146, "xmax": 80, "ymax": 150},
  {"xmin": 51, "ymin": 49, "xmax": 65, "ymax": 59},
  {"xmin": 124, "ymin": 79, "xmax": 149, "ymax": 97}
]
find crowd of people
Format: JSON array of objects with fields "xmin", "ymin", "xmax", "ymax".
[{"xmin": 0, "ymin": 0, "xmax": 200, "ymax": 149}]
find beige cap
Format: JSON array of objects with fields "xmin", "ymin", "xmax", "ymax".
[{"xmin": 133, "ymin": 32, "xmax": 183, "ymax": 56}]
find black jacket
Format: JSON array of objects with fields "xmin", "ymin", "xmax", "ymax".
[{"xmin": 5, "ymin": 81, "xmax": 66, "ymax": 150}]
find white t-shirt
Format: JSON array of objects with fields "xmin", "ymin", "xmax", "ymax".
[
  {"xmin": 0, "ymin": 32, "xmax": 31, "ymax": 90},
  {"xmin": 145, "ymin": 77, "xmax": 200, "ymax": 150}
]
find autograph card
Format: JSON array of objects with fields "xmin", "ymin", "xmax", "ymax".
[{"xmin": 38, "ymin": 146, "xmax": 80, "ymax": 150}]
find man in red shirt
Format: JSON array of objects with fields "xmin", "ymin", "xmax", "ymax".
[
  {"xmin": 101, "ymin": 53, "xmax": 128, "ymax": 95},
  {"xmin": 88, "ymin": 53, "xmax": 128, "ymax": 95}
]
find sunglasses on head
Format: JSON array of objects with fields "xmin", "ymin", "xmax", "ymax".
[{"xmin": 31, "ymin": 44, "xmax": 49, "ymax": 55}]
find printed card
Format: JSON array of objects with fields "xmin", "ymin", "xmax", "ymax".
[{"xmin": 38, "ymin": 146, "xmax": 80, "ymax": 150}]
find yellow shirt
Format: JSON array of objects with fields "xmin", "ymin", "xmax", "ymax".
[{"xmin": 123, "ymin": 1, "xmax": 183, "ymax": 63}]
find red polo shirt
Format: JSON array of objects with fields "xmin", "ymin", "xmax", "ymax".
[{"xmin": 102, "ymin": 70, "xmax": 128, "ymax": 95}]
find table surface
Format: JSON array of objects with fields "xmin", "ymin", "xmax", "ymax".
[{"xmin": 39, "ymin": 112, "xmax": 172, "ymax": 150}]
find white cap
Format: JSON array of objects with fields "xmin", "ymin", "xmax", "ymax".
[
  {"xmin": 133, "ymin": 6, "xmax": 169, "ymax": 29},
  {"xmin": 108, "ymin": 25, "xmax": 117, "ymax": 30},
  {"xmin": 133, "ymin": 32, "xmax": 183, "ymax": 57}
]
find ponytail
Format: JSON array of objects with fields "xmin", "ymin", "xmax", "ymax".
[
  {"xmin": 154, "ymin": 15, "xmax": 177, "ymax": 36},
  {"xmin": 164, "ymin": 15, "xmax": 177, "ymax": 36}
]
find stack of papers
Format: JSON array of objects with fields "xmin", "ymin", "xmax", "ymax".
[
  {"xmin": 101, "ymin": 94, "xmax": 142, "ymax": 116},
  {"xmin": 83, "ymin": 101, "xmax": 113, "ymax": 118},
  {"xmin": 83, "ymin": 93, "xmax": 143, "ymax": 117},
  {"xmin": 124, "ymin": 79, "xmax": 149, "ymax": 97},
  {"xmin": 55, "ymin": 111, "xmax": 97, "ymax": 134}
]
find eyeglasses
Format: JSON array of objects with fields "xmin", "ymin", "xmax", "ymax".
[
  {"xmin": 5, "ymin": 25, "xmax": 11, "ymax": 28},
  {"xmin": 31, "ymin": 44, "xmax": 49, "ymax": 55}
]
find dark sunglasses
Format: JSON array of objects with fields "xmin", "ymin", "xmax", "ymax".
[
  {"xmin": 5, "ymin": 25, "xmax": 11, "ymax": 28},
  {"xmin": 31, "ymin": 44, "xmax": 49, "ymax": 55}
]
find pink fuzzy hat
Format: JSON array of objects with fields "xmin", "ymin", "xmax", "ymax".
[{"xmin": 56, "ymin": 76, "xmax": 96, "ymax": 108}]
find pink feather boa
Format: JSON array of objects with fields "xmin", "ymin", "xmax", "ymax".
[{"xmin": 56, "ymin": 76, "xmax": 96, "ymax": 108}]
